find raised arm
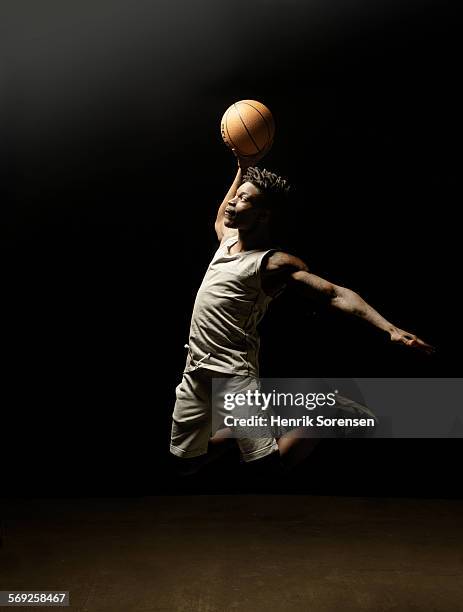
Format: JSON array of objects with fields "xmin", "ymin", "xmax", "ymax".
[
  {"xmin": 264, "ymin": 251, "xmax": 435, "ymax": 355},
  {"xmin": 214, "ymin": 163, "xmax": 242, "ymax": 242},
  {"xmin": 214, "ymin": 143, "xmax": 273, "ymax": 242}
]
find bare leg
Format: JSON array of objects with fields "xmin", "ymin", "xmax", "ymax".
[
  {"xmin": 239, "ymin": 429, "xmax": 320, "ymax": 489},
  {"xmin": 277, "ymin": 428, "xmax": 320, "ymax": 470}
]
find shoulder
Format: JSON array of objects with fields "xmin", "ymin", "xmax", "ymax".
[
  {"xmin": 261, "ymin": 251, "xmax": 309, "ymax": 298},
  {"xmin": 264, "ymin": 251, "xmax": 309, "ymax": 273}
]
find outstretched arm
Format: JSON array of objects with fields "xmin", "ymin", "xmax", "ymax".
[{"xmin": 264, "ymin": 252, "xmax": 435, "ymax": 355}]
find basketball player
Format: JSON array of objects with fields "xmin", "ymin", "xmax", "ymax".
[{"xmin": 169, "ymin": 148, "xmax": 434, "ymax": 478}]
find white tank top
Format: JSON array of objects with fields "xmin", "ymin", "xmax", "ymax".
[{"xmin": 184, "ymin": 235, "xmax": 277, "ymax": 376}]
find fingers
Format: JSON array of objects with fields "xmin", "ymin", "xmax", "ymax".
[
  {"xmin": 392, "ymin": 331, "xmax": 436, "ymax": 355},
  {"xmin": 419, "ymin": 340, "xmax": 436, "ymax": 355},
  {"xmin": 231, "ymin": 147, "xmax": 250, "ymax": 170},
  {"xmin": 410, "ymin": 337, "xmax": 436, "ymax": 355}
]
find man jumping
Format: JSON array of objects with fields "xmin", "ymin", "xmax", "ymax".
[{"xmin": 169, "ymin": 149, "xmax": 434, "ymax": 477}]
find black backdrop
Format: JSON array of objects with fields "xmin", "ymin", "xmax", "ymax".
[{"xmin": 1, "ymin": 0, "xmax": 460, "ymax": 496}]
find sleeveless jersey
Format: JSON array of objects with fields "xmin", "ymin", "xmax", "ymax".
[{"xmin": 184, "ymin": 235, "xmax": 277, "ymax": 376}]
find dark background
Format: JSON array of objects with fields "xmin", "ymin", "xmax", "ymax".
[{"xmin": 1, "ymin": 0, "xmax": 460, "ymax": 496}]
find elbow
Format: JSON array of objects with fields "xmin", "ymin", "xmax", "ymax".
[{"xmin": 332, "ymin": 287, "xmax": 364, "ymax": 316}]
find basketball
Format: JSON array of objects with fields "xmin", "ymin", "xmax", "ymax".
[{"xmin": 220, "ymin": 100, "xmax": 275, "ymax": 159}]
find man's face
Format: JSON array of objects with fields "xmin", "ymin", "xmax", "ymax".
[{"xmin": 223, "ymin": 181, "xmax": 268, "ymax": 230}]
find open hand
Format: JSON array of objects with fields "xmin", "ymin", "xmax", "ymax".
[{"xmin": 390, "ymin": 327, "xmax": 435, "ymax": 355}]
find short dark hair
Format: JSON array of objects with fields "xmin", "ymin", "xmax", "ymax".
[{"xmin": 241, "ymin": 166, "xmax": 292, "ymax": 211}]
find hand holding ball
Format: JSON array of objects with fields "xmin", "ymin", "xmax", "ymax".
[{"xmin": 221, "ymin": 100, "xmax": 275, "ymax": 164}]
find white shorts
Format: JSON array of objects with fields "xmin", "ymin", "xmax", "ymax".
[{"xmin": 170, "ymin": 368, "xmax": 278, "ymax": 463}]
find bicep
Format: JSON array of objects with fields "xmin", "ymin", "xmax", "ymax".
[
  {"xmin": 265, "ymin": 252, "xmax": 345, "ymax": 304},
  {"xmin": 289, "ymin": 270, "xmax": 338, "ymax": 302}
]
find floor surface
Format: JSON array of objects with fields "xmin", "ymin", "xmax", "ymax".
[{"xmin": 1, "ymin": 495, "xmax": 462, "ymax": 611}]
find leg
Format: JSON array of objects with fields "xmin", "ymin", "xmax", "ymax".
[
  {"xmin": 170, "ymin": 370, "xmax": 213, "ymax": 473},
  {"xmin": 190, "ymin": 427, "xmax": 236, "ymax": 472},
  {"xmin": 277, "ymin": 428, "xmax": 320, "ymax": 470},
  {"xmin": 171, "ymin": 416, "xmax": 236, "ymax": 476},
  {"xmin": 216, "ymin": 373, "xmax": 280, "ymax": 467},
  {"xmin": 172, "ymin": 431, "xmax": 236, "ymax": 476},
  {"xmin": 170, "ymin": 368, "xmax": 244, "ymax": 477}
]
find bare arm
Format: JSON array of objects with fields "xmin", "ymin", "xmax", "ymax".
[
  {"xmin": 265, "ymin": 252, "xmax": 435, "ymax": 354},
  {"xmin": 214, "ymin": 143, "xmax": 273, "ymax": 242},
  {"xmin": 214, "ymin": 164, "xmax": 242, "ymax": 242}
]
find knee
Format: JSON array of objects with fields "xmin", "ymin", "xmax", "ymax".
[{"xmin": 277, "ymin": 437, "xmax": 320, "ymax": 470}]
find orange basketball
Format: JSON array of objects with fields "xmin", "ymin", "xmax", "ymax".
[{"xmin": 220, "ymin": 99, "xmax": 275, "ymax": 158}]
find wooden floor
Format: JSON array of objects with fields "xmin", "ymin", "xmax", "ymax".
[{"xmin": 1, "ymin": 495, "xmax": 462, "ymax": 611}]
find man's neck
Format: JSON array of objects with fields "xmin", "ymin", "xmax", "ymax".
[{"xmin": 236, "ymin": 227, "xmax": 271, "ymax": 252}]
